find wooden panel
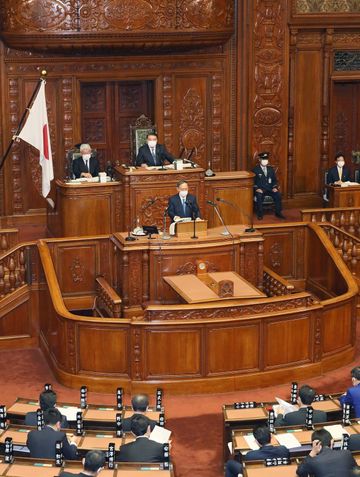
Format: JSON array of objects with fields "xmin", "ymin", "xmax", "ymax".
[
  {"xmin": 322, "ymin": 303, "xmax": 352, "ymax": 355},
  {"xmin": 78, "ymin": 325, "xmax": 130, "ymax": 375},
  {"xmin": 264, "ymin": 315, "xmax": 312, "ymax": 368},
  {"xmin": 144, "ymin": 329, "xmax": 201, "ymax": 378},
  {"xmin": 0, "ymin": 299, "xmax": 31, "ymax": 337},
  {"xmin": 294, "ymin": 50, "xmax": 322, "ymax": 194},
  {"xmin": 261, "ymin": 229, "xmax": 298, "ymax": 278},
  {"xmin": 207, "ymin": 324, "xmax": 260, "ymax": 374},
  {"xmin": 55, "ymin": 242, "xmax": 99, "ymax": 296}
]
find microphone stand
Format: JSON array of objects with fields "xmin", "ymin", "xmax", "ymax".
[
  {"xmin": 159, "ymin": 154, "xmax": 166, "ymax": 170},
  {"xmin": 216, "ymin": 197, "xmax": 256, "ymax": 233},
  {"xmin": 207, "ymin": 201, "xmax": 230, "ymax": 236},
  {"xmin": 187, "ymin": 202, "xmax": 198, "ymax": 239},
  {"xmin": 162, "ymin": 207, "xmax": 170, "ymax": 240}
]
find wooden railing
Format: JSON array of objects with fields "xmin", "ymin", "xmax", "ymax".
[
  {"xmin": 0, "ymin": 229, "xmax": 19, "ymax": 254},
  {"xmin": 95, "ymin": 277, "xmax": 122, "ymax": 318},
  {"xmin": 0, "ymin": 243, "xmax": 32, "ymax": 298},
  {"xmin": 320, "ymin": 224, "xmax": 360, "ymax": 277},
  {"xmin": 301, "ymin": 207, "xmax": 360, "ymax": 237},
  {"xmin": 263, "ymin": 266, "xmax": 294, "ymax": 296}
]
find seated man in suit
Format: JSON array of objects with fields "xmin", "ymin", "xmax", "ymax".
[
  {"xmin": 253, "ymin": 151, "xmax": 285, "ymax": 220},
  {"xmin": 326, "ymin": 152, "xmax": 351, "ymax": 185},
  {"xmin": 297, "ymin": 428, "xmax": 357, "ymax": 477},
  {"xmin": 122, "ymin": 394, "xmax": 157, "ymax": 432},
  {"xmin": 118, "ymin": 415, "xmax": 164, "ymax": 462},
  {"xmin": 225, "ymin": 425, "xmax": 290, "ymax": 477},
  {"xmin": 136, "ymin": 132, "xmax": 174, "ymax": 167},
  {"xmin": 167, "ymin": 180, "xmax": 201, "ymax": 222},
  {"xmin": 60, "ymin": 450, "xmax": 105, "ymax": 477},
  {"xmin": 275, "ymin": 384, "xmax": 327, "ymax": 427},
  {"xmin": 72, "ymin": 143, "xmax": 100, "ymax": 179},
  {"xmin": 25, "ymin": 388, "xmax": 68, "ymax": 428},
  {"xmin": 26, "ymin": 408, "xmax": 78, "ymax": 459},
  {"xmin": 340, "ymin": 366, "xmax": 360, "ymax": 419}
]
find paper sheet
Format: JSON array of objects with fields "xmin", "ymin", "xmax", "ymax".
[
  {"xmin": 324, "ymin": 424, "xmax": 348, "ymax": 440},
  {"xmin": 274, "ymin": 433, "xmax": 301, "ymax": 449},
  {"xmin": 57, "ymin": 406, "xmax": 82, "ymax": 421},
  {"xmin": 149, "ymin": 425, "xmax": 171, "ymax": 444},
  {"xmin": 341, "ymin": 181, "xmax": 359, "ymax": 187},
  {"xmin": 274, "ymin": 397, "xmax": 298, "ymax": 417},
  {"xmin": 243, "ymin": 435, "xmax": 260, "ymax": 450}
]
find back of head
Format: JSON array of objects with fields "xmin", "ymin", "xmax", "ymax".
[
  {"xmin": 84, "ymin": 450, "xmax": 106, "ymax": 472},
  {"xmin": 311, "ymin": 428, "xmax": 332, "ymax": 447},
  {"xmin": 43, "ymin": 408, "xmax": 62, "ymax": 426},
  {"xmin": 299, "ymin": 384, "xmax": 316, "ymax": 405},
  {"xmin": 131, "ymin": 394, "xmax": 149, "ymax": 412},
  {"xmin": 130, "ymin": 414, "xmax": 149, "ymax": 437},
  {"xmin": 39, "ymin": 390, "xmax": 57, "ymax": 411},
  {"xmin": 351, "ymin": 366, "xmax": 360, "ymax": 381},
  {"xmin": 253, "ymin": 425, "xmax": 271, "ymax": 446}
]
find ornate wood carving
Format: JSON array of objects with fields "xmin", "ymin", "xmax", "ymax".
[
  {"xmin": 211, "ymin": 74, "xmax": 222, "ymax": 171},
  {"xmin": 175, "ymin": 260, "xmax": 218, "ymax": 275},
  {"xmin": 131, "ymin": 328, "xmax": 142, "ymax": 380},
  {"xmin": 179, "ymin": 88, "xmax": 205, "ymax": 167},
  {"xmin": 70, "ymin": 258, "xmax": 85, "ymax": 283},
  {"xmin": 62, "ymin": 78, "xmax": 74, "ymax": 155},
  {"xmin": 250, "ymin": 0, "xmax": 287, "ymax": 193},
  {"xmin": 294, "ymin": 0, "xmax": 360, "ymax": 14},
  {"xmin": 334, "ymin": 51, "xmax": 360, "ymax": 71},
  {"xmin": 0, "ymin": 0, "xmax": 234, "ymax": 51},
  {"xmin": 163, "ymin": 75, "xmax": 173, "ymax": 154},
  {"xmin": 9, "ymin": 78, "xmax": 23, "ymax": 214}
]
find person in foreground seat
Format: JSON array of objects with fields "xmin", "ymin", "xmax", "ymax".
[
  {"xmin": 60, "ymin": 450, "xmax": 106, "ymax": 477},
  {"xmin": 275, "ymin": 384, "xmax": 327, "ymax": 427},
  {"xmin": 26, "ymin": 408, "xmax": 78, "ymax": 459},
  {"xmin": 253, "ymin": 151, "xmax": 285, "ymax": 220},
  {"xmin": 340, "ymin": 366, "xmax": 360, "ymax": 419},
  {"xmin": 122, "ymin": 394, "xmax": 157, "ymax": 432},
  {"xmin": 25, "ymin": 388, "xmax": 69, "ymax": 428},
  {"xmin": 225, "ymin": 425, "xmax": 290, "ymax": 477},
  {"xmin": 118, "ymin": 414, "xmax": 164, "ymax": 462},
  {"xmin": 296, "ymin": 428, "xmax": 357, "ymax": 477}
]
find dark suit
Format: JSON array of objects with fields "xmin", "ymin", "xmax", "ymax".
[
  {"xmin": 26, "ymin": 426, "xmax": 78, "ymax": 460},
  {"xmin": 253, "ymin": 164, "xmax": 282, "ymax": 216},
  {"xmin": 167, "ymin": 193, "xmax": 200, "ymax": 221},
  {"xmin": 340, "ymin": 384, "xmax": 360, "ymax": 418},
  {"xmin": 275, "ymin": 407, "xmax": 327, "ymax": 427},
  {"xmin": 326, "ymin": 165, "xmax": 351, "ymax": 184},
  {"xmin": 25, "ymin": 411, "xmax": 69, "ymax": 429},
  {"xmin": 225, "ymin": 445, "xmax": 290, "ymax": 477},
  {"xmin": 122, "ymin": 414, "xmax": 157, "ymax": 433},
  {"xmin": 349, "ymin": 434, "xmax": 360, "ymax": 451},
  {"xmin": 72, "ymin": 156, "xmax": 100, "ymax": 178},
  {"xmin": 60, "ymin": 473, "xmax": 87, "ymax": 477},
  {"xmin": 136, "ymin": 144, "xmax": 174, "ymax": 167},
  {"xmin": 296, "ymin": 447, "xmax": 356, "ymax": 477},
  {"xmin": 118, "ymin": 436, "xmax": 164, "ymax": 462}
]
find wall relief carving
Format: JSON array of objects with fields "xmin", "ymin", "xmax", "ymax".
[{"xmin": 295, "ymin": 0, "xmax": 360, "ymax": 14}]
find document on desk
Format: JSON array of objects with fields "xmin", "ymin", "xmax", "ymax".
[
  {"xmin": 149, "ymin": 425, "xmax": 171, "ymax": 444},
  {"xmin": 273, "ymin": 398, "xmax": 298, "ymax": 417},
  {"xmin": 275, "ymin": 433, "xmax": 301, "ymax": 449},
  {"xmin": 324, "ymin": 424, "xmax": 348, "ymax": 440},
  {"xmin": 243, "ymin": 434, "xmax": 260, "ymax": 450},
  {"xmin": 57, "ymin": 406, "xmax": 82, "ymax": 421},
  {"xmin": 340, "ymin": 181, "xmax": 359, "ymax": 187}
]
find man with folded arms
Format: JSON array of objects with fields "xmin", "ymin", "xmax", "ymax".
[
  {"xmin": 60, "ymin": 450, "xmax": 105, "ymax": 477},
  {"xmin": 27, "ymin": 408, "xmax": 78, "ymax": 459},
  {"xmin": 297, "ymin": 428, "xmax": 357, "ymax": 477},
  {"xmin": 225, "ymin": 425, "xmax": 289, "ymax": 477},
  {"xmin": 119, "ymin": 414, "xmax": 164, "ymax": 462}
]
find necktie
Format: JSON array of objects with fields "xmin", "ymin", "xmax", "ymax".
[
  {"xmin": 338, "ymin": 167, "xmax": 342, "ymax": 181},
  {"xmin": 151, "ymin": 148, "xmax": 157, "ymax": 165},
  {"xmin": 263, "ymin": 166, "xmax": 267, "ymax": 176},
  {"xmin": 182, "ymin": 199, "xmax": 186, "ymax": 215},
  {"xmin": 85, "ymin": 159, "xmax": 89, "ymax": 172}
]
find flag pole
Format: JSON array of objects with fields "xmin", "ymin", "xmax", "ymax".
[{"xmin": 0, "ymin": 70, "xmax": 47, "ymax": 173}]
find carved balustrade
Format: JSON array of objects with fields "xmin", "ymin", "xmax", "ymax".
[
  {"xmin": 302, "ymin": 207, "xmax": 360, "ymax": 238},
  {"xmin": 0, "ymin": 244, "xmax": 31, "ymax": 298},
  {"xmin": 95, "ymin": 276, "xmax": 122, "ymax": 318},
  {"xmin": 263, "ymin": 266, "xmax": 294, "ymax": 297},
  {"xmin": 0, "ymin": 229, "xmax": 19, "ymax": 254},
  {"xmin": 322, "ymin": 224, "xmax": 360, "ymax": 276}
]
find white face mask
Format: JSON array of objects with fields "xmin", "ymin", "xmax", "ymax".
[
  {"xmin": 337, "ymin": 161, "xmax": 345, "ymax": 168},
  {"xmin": 260, "ymin": 159, "xmax": 269, "ymax": 166},
  {"xmin": 148, "ymin": 140, "xmax": 157, "ymax": 148},
  {"xmin": 179, "ymin": 190, "xmax": 188, "ymax": 198},
  {"xmin": 82, "ymin": 153, "xmax": 91, "ymax": 160}
]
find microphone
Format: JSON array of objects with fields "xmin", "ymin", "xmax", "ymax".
[
  {"xmin": 206, "ymin": 200, "xmax": 231, "ymax": 236},
  {"xmin": 216, "ymin": 197, "xmax": 255, "ymax": 233},
  {"xmin": 178, "ymin": 148, "xmax": 185, "ymax": 158},
  {"xmin": 183, "ymin": 148, "xmax": 197, "ymax": 168}
]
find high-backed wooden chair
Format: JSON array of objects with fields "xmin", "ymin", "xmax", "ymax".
[{"xmin": 129, "ymin": 114, "xmax": 156, "ymax": 165}]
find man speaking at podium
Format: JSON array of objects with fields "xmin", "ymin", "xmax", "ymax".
[
  {"xmin": 136, "ymin": 132, "xmax": 174, "ymax": 167},
  {"xmin": 168, "ymin": 180, "xmax": 201, "ymax": 222},
  {"xmin": 72, "ymin": 143, "xmax": 100, "ymax": 179}
]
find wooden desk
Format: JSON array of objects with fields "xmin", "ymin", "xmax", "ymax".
[
  {"xmin": 326, "ymin": 184, "xmax": 360, "ymax": 207},
  {"xmin": 47, "ymin": 179, "xmax": 121, "ymax": 237}
]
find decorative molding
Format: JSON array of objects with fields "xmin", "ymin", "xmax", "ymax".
[
  {"xmin": 295, "ymin": 0, "xmax": 360, "ymax": 14},
  {"xmin": 9, "ymin": 78, "xmax": 23, "ymax": 213},
  {"xmin": 70, "ymin": 257, "xmax": 85, "ymax": 283},
  {"xmin": 163, "ymin": 75, "xmax": 173, "ymax": 154},
  {"xmin": 334, "ymin": 50, "xmax": 360, "ymax": 71},
  {"xmin": 175, "ymin": 260, "xmax": 218, "ymax": 275},
  {"xmin": 211, "ymin": 74, "xmax": 222, "ymax": 171},
  {"xmin": 132, "ymin": 328, "xmax": 142, "ymax": 380},
  {"xmin": 62, "ymin": 78, "xmax": 74, "ymax": 154},
  {"xmin": 269, "ymin": 242, "xmax": 282, "ymax": 270}
]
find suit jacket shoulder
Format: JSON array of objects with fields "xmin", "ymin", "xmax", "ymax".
[{"xmin": 118, "ymin": 437, "xmax": 164, "ymax": 462}]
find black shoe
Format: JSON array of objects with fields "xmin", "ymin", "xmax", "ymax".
[
  {"xmin": 257, "ymin": 214, "xmax": 263, "ymax": 220},
  {"xmin": 275, "ymin": 212, "xmax": 286, "ymax": 219}
]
